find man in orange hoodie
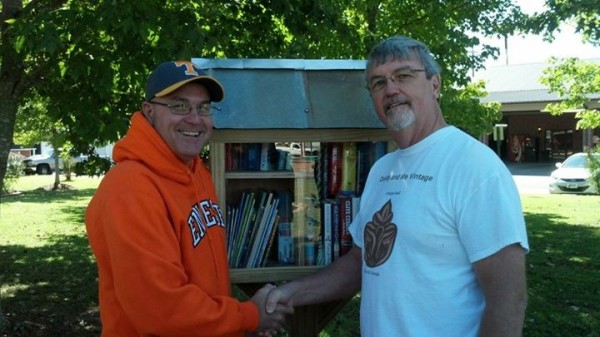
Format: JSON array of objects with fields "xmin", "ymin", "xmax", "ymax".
[{"xmin": 86, "ymin": 61, "xmax": 291, "ymax": 337}]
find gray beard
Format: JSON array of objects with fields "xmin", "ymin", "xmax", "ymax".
[{"xmin": 386, "ymin": 110, "xmax": 415, "ymax": 131}]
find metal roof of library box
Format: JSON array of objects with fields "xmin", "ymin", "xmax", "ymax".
[{"xmin": 191, "ymin": 58, "xmax": 384, "ymax": 129}]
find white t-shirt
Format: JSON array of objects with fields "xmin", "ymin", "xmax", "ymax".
[{"xmin": 349, "ymin": 126, "xmax": 529, "ymax": 337}]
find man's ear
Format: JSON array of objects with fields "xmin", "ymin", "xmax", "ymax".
[
  {"xmin": 141, "ymin": 101, "xmax": 153, "ymax": 124},
  {"xmin": 431, "ymin": 74, "xmax": 441, "ymax": 100}
]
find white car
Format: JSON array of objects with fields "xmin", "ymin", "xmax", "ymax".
[
  {"xmin": 275, "ymin": 142, "xmax": 320, "ymax": 157},
  {"xmin": 22, "ymin": 153, "xmax": 88, "ymax": 175},
  {"xmin": 549, "ymin": 152, "xmax": 599, "ymax": 194}
]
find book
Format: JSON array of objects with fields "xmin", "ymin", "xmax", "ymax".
[
  {"xmin": 352, "ymin": 196, "xmax": 361, "ymax": 219},
  {"xmin": 241, "ymin": 191, "xmax": 270, "ymax": 267},
  {"xmin": 245, "ymin": 192, "xmax": 278, "ymax": 268},
  {"xmin": 277, "ymin": 190, "xmax": 294, "ymax": 264},
  {"xmin": 321, "ymin": 199, "xmax": 335, "ymax": 265},
  {"xmin": 356, "ymin": 142, "xmax": 372, "ymax": 196},
  {"xmin": 261, "ymin": 214, "xmax": 281, "ymax": 267},
  {"xmin": 260, "ymin": 143, "xmax": 271, "ymax": 171},
  {"xmin": 251, "ymin": 197, "xmax": 280, "ymax": 267},
  {"xmin": 232, "ymin": 192, "xmax": 258, "ymax": 267},
  {"xmin": 276, "ymin": 149, "xmax": 288, "ymax": 171},
  {"xmin": 231, "ymin": 143, "xmax": 245, "ymax": 170},
  {"xmin": 338, "ymin": 195, "xmax": 353, "ymax": 256},
  {"xmin": 340, "ymin": 142, "xmax": 357, "ymax": 195},
  {"xmin": 331, "ymin": 199, "xmax": 341, "ymax": 260},
  {"xmin": 278, "ymin": 222, "xmax": 294, "ymax": 264},
  {"xmin": 227, "ymin": 192, "xmax": 249, "ymax": 267},
  {"xmin": 317, "ymin": 142, "xmax": 329, "ymax": 202},
  {"xmin": 327, "ymin": 143, "xmax": 342, "ymax": 198},
  {"xmin": 373, "ymin": 141, "xmax": 388, "ymax": 162},
  {"xmin": 226, "ymin": 192, "xmax": 246, "ymax": 264},
  {"xmin": 246, "ymin": 143, "xmax": 261, "ymax": 171}
]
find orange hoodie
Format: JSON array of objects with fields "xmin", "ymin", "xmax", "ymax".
[{"xmin": 85, "ymin": 112, "xmax": 259, "ymax": 337}]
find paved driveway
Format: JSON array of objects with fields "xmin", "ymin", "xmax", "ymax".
[{"xmin": 505, "ymin": 162, "xmax": 556, "ymax": 195}]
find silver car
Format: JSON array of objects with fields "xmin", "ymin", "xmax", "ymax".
[{"xmin": 549, "ymin": 152, "xmax": 600, "ymax": 194}]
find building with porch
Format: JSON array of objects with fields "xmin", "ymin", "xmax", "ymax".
[{"xmin": 475, "ymin": 58, "xmax": 600, "ymax": 162}]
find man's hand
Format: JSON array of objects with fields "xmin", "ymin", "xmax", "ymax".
[
  {"xmin": 265, "ymin": 284, "xmax": 294, "ymax": 314},
  {"xmin": 250, "ymin": 284, "xmax": 294, "ymax": 336}
]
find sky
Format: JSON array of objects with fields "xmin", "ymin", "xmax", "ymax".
[{"xmin": 481, "ymin": 0, "xmax": 600, "ymax": 68}]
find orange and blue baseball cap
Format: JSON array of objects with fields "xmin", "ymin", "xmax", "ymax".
[{"xmin": 145, "ymin": 61, "xmax": 224, "ymax": 102}]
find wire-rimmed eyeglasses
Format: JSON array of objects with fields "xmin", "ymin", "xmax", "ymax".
[
  {"xmin": 149, "ymin": 100, "xmax": 221, "ymax": 116},
  {"xmin": 367, "ymin": 67, "xmax": 425, "ymax": 93}
]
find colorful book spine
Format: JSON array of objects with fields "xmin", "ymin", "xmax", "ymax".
[
  {"xmin": 261, "ymin": 214, "xmax": 281, "ymax": 267},
  {"xmin": 327, "ymin": 143, "xmax": 342, "ymax": 198},
  {"xmin": 340, "ymin": 142, "xmax": 357, "ymax": 195},
  {"xmin": 260, "ymin": 143, "xmax": 271, "ymax": 171},
  {"xmin": 278, "ymin": 222, "xmax": 294, "ymax": 264},
  {"xmin": 331, "ymin": 199, "xmax": 341, "ymax": 260},
  {"xmin": 246, "ymin": 143, "xmax": 261, "ymax": 171},
  {"xmin": 317, "ymin": 142, "xmax": 329, "ymax": 202},
  {"xmin": 338, "ymin": 195, "xmax": 353, "ymax": 256},
  {"xmin": 321, "ymin": 199, "xmax": 334, "ymax": 265},
  {"xmin": 277, "ymin": 190, "xmax": 294, "ymax": 264}
]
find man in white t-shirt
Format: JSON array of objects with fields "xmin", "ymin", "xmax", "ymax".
[{"xmin": 266, "ymin": 36, "xmax": 529, "ymax": 337}]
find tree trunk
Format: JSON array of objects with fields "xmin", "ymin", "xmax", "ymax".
[
  {"xmin": 0, "ymin": 0, "xmax": 25, "ymax": 192},
  {"xmin": 53, "ymin": 147, "xmax": 61, "ymax": 190}
]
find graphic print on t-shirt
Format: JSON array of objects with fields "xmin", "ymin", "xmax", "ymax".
[{"xmin": 364, "ymin": 200, "xmax": 397, "ymax": 267}]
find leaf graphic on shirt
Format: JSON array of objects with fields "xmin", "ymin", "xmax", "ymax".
[{"xmin": 364, "ymin": 200, "xmax": 397, "ymax": 268}]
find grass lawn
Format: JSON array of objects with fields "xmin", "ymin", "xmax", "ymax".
[{"xmin": 1, "ymin": 174, "xmax": 599, "ymax": 336}]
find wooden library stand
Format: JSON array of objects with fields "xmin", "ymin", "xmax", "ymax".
[{"xmin": 230, "ymin": 266, "xmax": 351, "ymax": 337}]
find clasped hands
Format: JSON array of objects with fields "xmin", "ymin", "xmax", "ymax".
[{"xmin": 247, "ymin": 283, "xmax": 294, "ymax": 337}]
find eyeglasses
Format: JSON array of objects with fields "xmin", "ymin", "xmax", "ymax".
[
  {"xmin": 367, "ymin": 67, "xmax": 425, "ymax": 92},
  {"xmin": 149, "ymin": 100, "xmax": 220, "ymax": 116}
]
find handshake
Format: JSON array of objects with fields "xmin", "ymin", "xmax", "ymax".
[{"xmin": 247, "ymin": 283, "xmax": 295, "ymax": 337}]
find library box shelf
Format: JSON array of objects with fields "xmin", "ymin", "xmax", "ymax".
[{"xmin": 198, "ymin": 58, "xmax": 390, "ymax": 337}]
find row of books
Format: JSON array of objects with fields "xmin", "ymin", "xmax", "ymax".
[
  {"xmin": 317, "ymin": 195, "xmax": 360, "ymax": 265},
  {"xmin": 312, "ymin": 142, "xmax": 386, "ymax": 264},
  {"xmin": 315, "ymin": 141, "xmax": 387, "ymax": 200},
  {"xmin": 226, "ymin": 189, "xmax": 292, "ymax": 268},
  {"xmin": 225, "ymin": 143, "xmax": 291, "ymax": 171},
  {"xmin": 225, "ymin": 141, "xmax": 388, "ymax": 268}
]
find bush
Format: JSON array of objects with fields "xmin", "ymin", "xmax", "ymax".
[
  {"xmin": 0, "ymin": 300, "xmax": 6, "ymax": 335},
  {"xmin": 2, "ymin": 152, "xmax": 25, "ymax": 194},
  {"xmin": 587, "ymin": 146, "xmax": 600, "ymax": 192},
  {"xmin": 74, "ymin": 155, "xmax": 113, "ymax": 177}
]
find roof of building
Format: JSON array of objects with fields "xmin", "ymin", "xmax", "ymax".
[{"xmin": 474, "ymin": 58, "xmax": 600, "ymax": 104}]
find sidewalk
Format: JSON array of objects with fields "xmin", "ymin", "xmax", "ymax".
[
  {"xmin": 504, "ymin": 161, "xmax": 556, "ymax": 177},
  {"xmin": 504, "ymin": 161, "xmax": 555, "ymax": 195}
]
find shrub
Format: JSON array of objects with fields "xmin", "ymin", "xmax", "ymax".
[
  {"xmin": 74, "ymin": 155, "xmax": 113, "ymax": 177},
  {"xmin": 587, "ymin": 146, "xmax": 600, "ymax": 192},
  {"xmin": 2, "ymin": 152, "xmax": 25, "ymax": 194}
]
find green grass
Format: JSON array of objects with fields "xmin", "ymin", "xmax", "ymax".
[
  {"xmin": 1, "ymin": 175, "xmax": 101, "ymax": 337},
  {"xmin": 1, "ymin": 175, "xmax": 599, "ymax": 336},
  {"xmin": 520, "ymin": 194, "xmax": 600, "ymax": 337}
]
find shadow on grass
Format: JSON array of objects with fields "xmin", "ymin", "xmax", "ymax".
[
  {"xmin": 1, "ymin": 188, "xmax": 100, "ymax": 337},
  {"xmin": 1, "ymin": 187, "xmax": 97, "ymax": 205},
  {"xmin": 0, "ymin": 234, "xmax": 99, "ymax": 337},
  {"xmin": 523, "ymin": 211, "xmax": 600, "ymax": 337}
]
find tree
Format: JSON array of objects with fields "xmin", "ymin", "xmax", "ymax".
[
  {"xmin": 540, "ymin": 57, "xmax": 600, "ymax": 130},
  {"xmin": 13, "ymin": 94, "xmax": 69, "ymax": 189},
  {"xmin": 2, "ymin": 0, "xmax": 528, "ymax": 191},
  {"xmin": 528, "ymin": 0, "xmax": 599, "ymax": 46}
]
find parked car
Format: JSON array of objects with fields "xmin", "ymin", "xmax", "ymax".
[
  {"xmin": 22, "ymin": 153, "xmax": 88, "ymax": 175},
  {"xmin": 549, "ymin": 152, "xmax": 600, "ymax": 194},
  {"xmin": 276, "ymin": 142, "xmax": 320, "ymax": 157}
]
